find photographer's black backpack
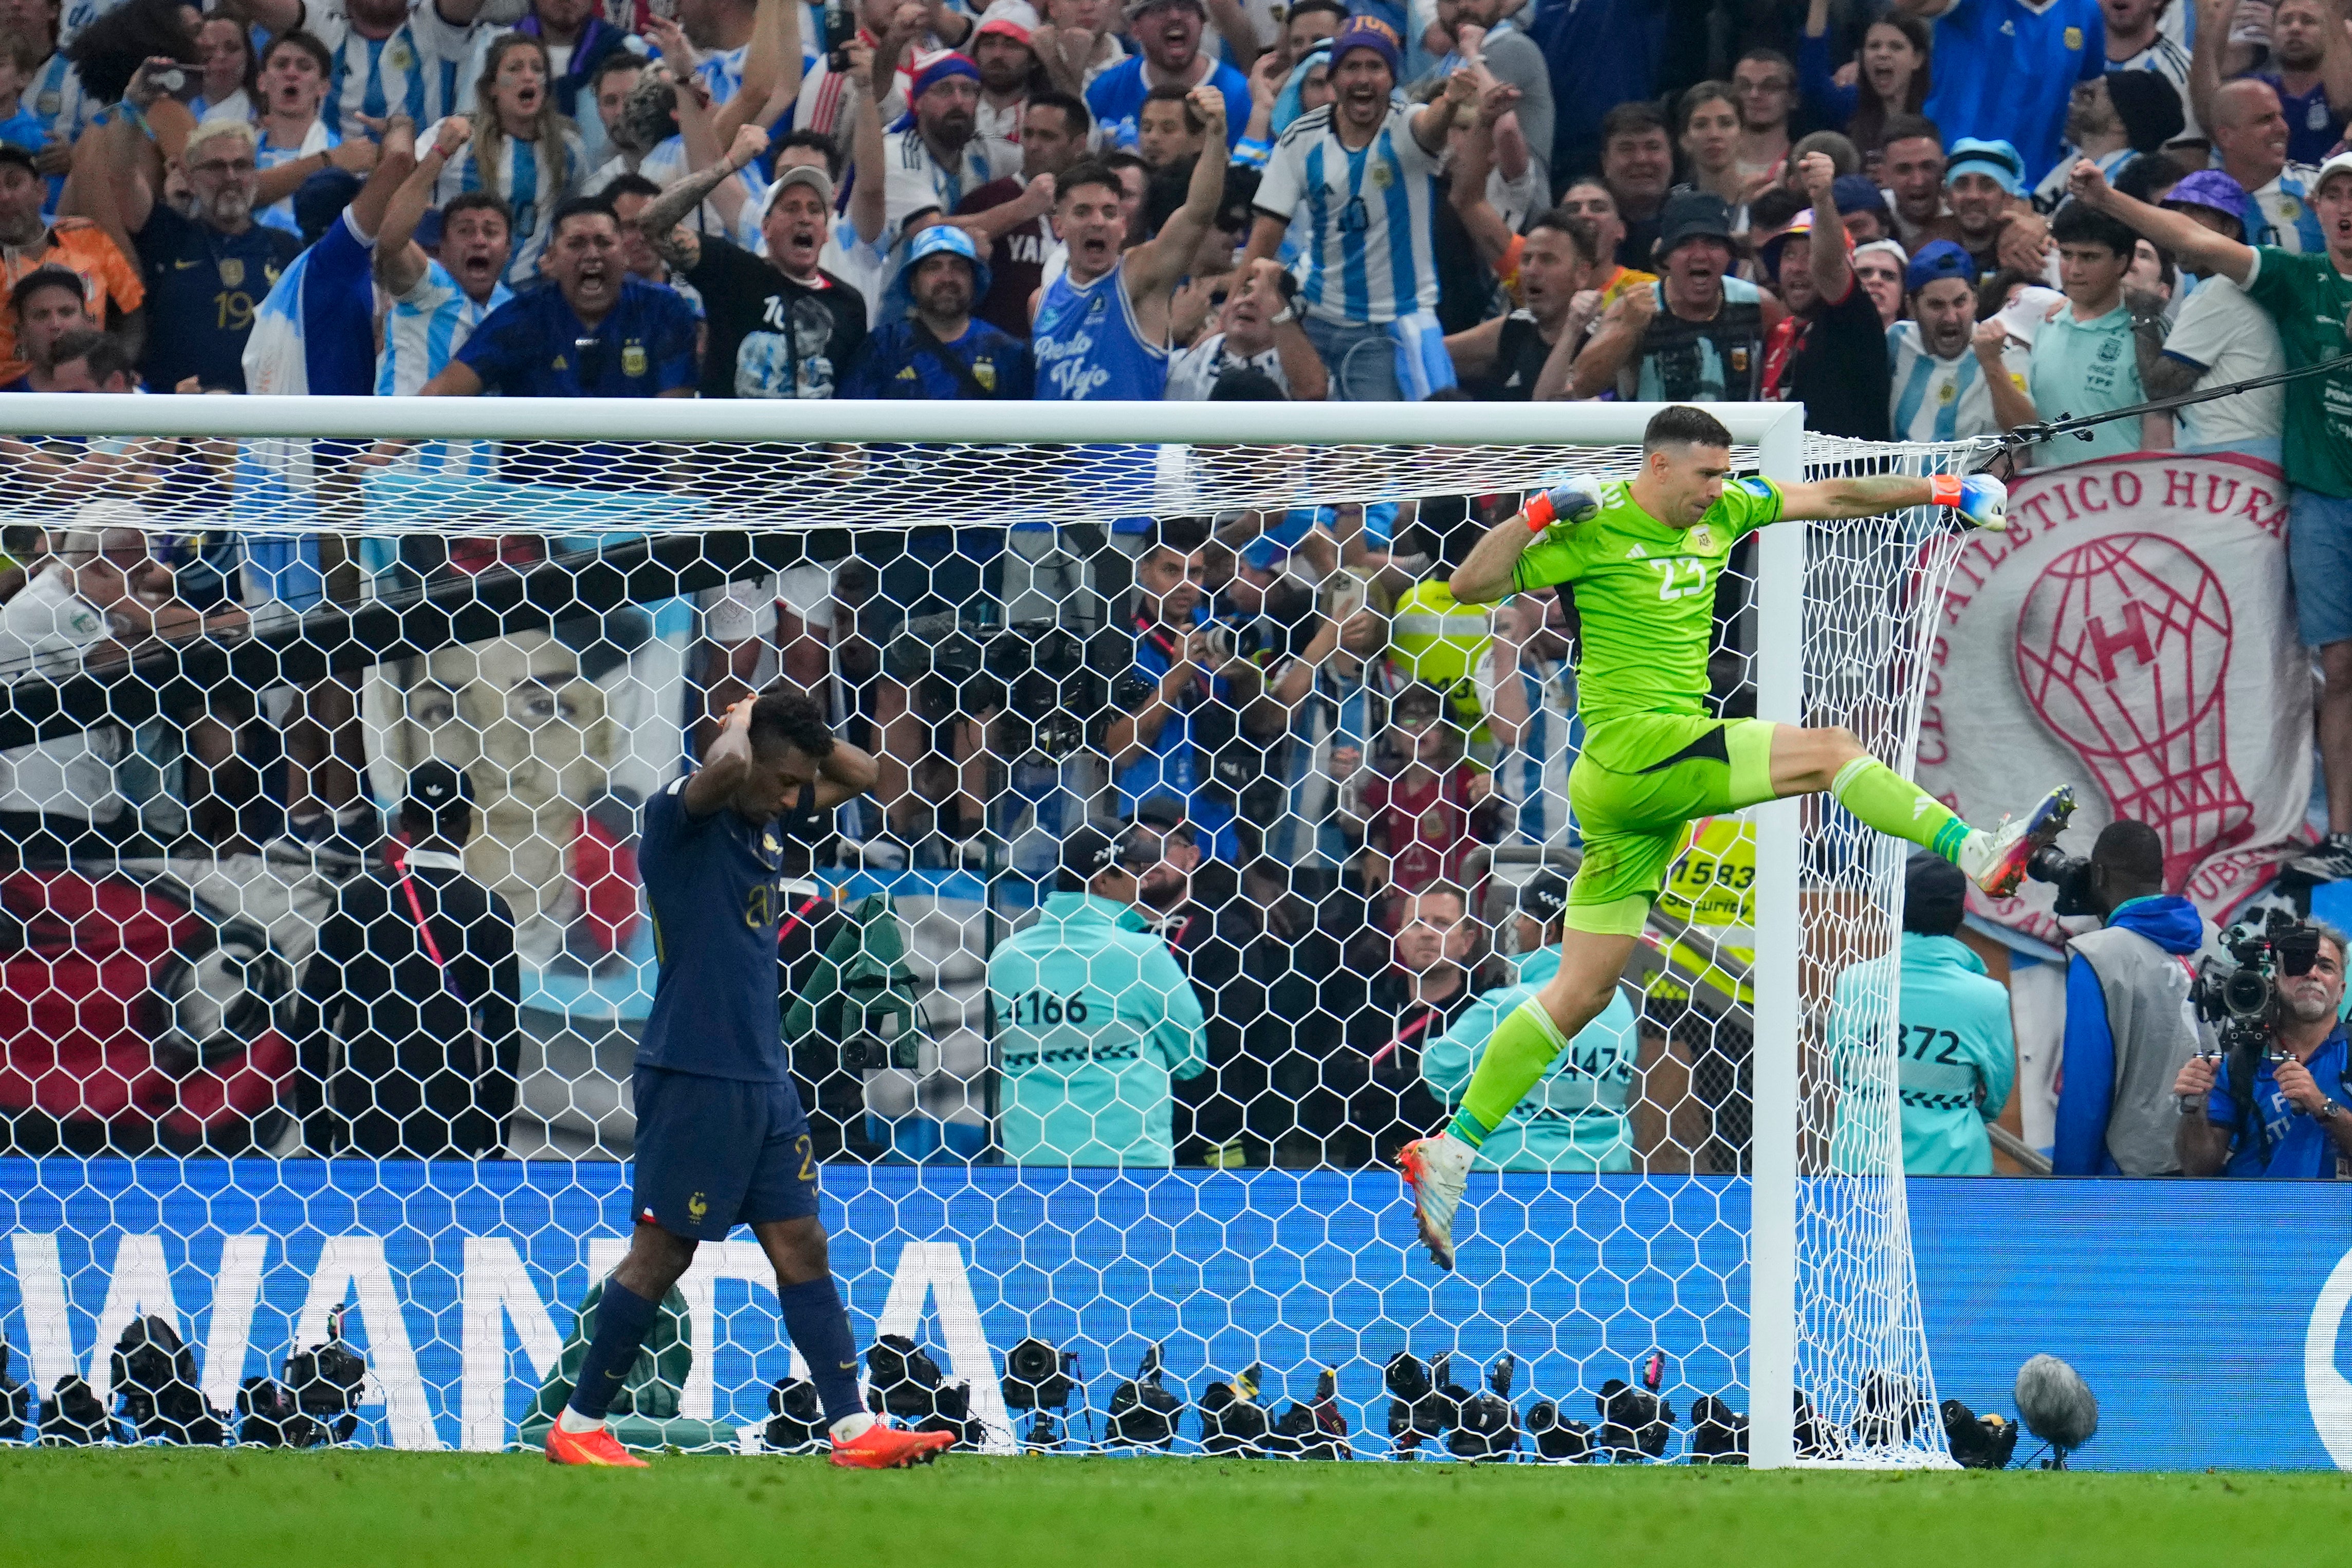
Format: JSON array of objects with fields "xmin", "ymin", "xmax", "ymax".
[
  {"xmin": 1105, "ymin": 1343, "xmax": 1183, "ymax": 1449},
  {"xmin": 0, "ymin": 1332, "xmax": 29, "ymax": 1441},
  {"xmin": 865, "ymin": 1333, "xmax": 982, "ymax": 1449}
]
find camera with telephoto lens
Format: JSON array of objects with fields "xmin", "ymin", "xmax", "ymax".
[
  {"xmin": 2193, "ymin": 908, "xmax": 2323, "ymax": 1058},
  {"xmin": 1106, "ymin": 1343, "xmax": 1184, "ymax": 1448},
  {"xmin": 283, "ymin": 1304, "xmax": 369, "ymax": 1444},
  {"xmin": 1595, "ymin": 1352, "xmax": 1674, "ymax": 1462},
  {"xmin": 884, "ymin": 617, "xmax": 1112, "ymax": 759},
  {"xmin": 2024, "ymin": 845, "xmax": 2099, "ymax": 918},
  {"xmin": 1002, "ymin": 1336, "xmax": 1078, "ymax": 1412}
]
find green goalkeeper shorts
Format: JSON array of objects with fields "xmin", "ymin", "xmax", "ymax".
[{"xmin": 1565, "ymin": 715, "xmax": 1780, "ymax": 936}]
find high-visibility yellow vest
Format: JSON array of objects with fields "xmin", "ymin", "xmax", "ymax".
[{"xmin": 1647, "ymin": 813, "xmax": 1758, "ymax": 1008}]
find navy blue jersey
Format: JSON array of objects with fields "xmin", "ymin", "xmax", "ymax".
[
  {"xmin": 455, "ymin": 275, "xmax": 699, "ymax": 397},
  {"xmin": 638, "ymin": 776, "xmax": 817, "ymax": 1082},
  {"xmin": 133, "ymin": 207, "xmax": 302, "ymax": 392},
  {"xmin": 840, "ymin": 316, "xmax": 1033, "ymax": 399}
]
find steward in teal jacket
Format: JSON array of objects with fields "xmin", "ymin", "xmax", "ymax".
[{"xmin": 989, "ymin": 891, "xmax": 1207, "ymax": 1167}]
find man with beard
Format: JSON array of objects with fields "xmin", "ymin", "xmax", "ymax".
[
  {"xmin": 1164, "ymin": 254, "xmax": 1326, "ymax": 397},
  {"xmin": 2177, "ymin": 922, "xmax": 2352, "ymax": 1178},
  {"xmin": 2246, "ymin": 0, "xmax": 2352, "ymax": 164},
  {"xmin": 1889, "ymin": 240, "xmax": 2020, "ymax": 439},
  {"xmin": 1086, "ymin": 0, "xmax": 1248, "ymax": 152},
  {"xmin": 1034, "ymin": 85, "xmax": 1224, "ymax": 399},
  {"xmin": 642, "ymin": 125, "xmax": 867, "ymax": 398},
  {"xmin": 0, "ymin": 144, "xmax": 137, "ymax": 381},
  {"xmin": 241, "ymin": 0, "xmax": 489, "ymax": 135},
  {"xmin": 1243, "ymin": 20, "xmax": 1467, "ymax": 400},
  {"xmin": 1442, "ymin": 210, "xmax": 1602, "ymax": 400},
  {"xmin": 951, "ymin": 88, "xmax": 1088, "ymax": 338},
  {"xmin": 841, "ymin": 222, "xmax": 1031, "ymax": 396},
  {"xmin": 1567, "ymin": 191, "xmax": 1783, "ymax": 401},
  {"xmin": 988, "ymin": 819, "xmax": 1208, "ymax": 1168},
  {"xmin": 109, "ymin": 119, "xmax": 300, "ymax": 392},
  {"xmin": 2029, "ymin": 68, "xmax": 2184, "ymax": 210},
  {"xmin": 1761, "ymin": 151, "xmax": 1892, "ymax": 438},
  {"xmin": 885, "ymin": 51, "xmax": 1005, "ymax": 238},
  {"xmin": 1942, "ymin": 136, "xmax": 2053, "ymax": 276},
  {"xmin": 1730, "ymin": 48, "xmax": 1795, "ymax": 187},
  {"xmin": 1881, "ymin": 115, "xmax": 1960, "ymax": 250},
  {"xmin": 422, "ymin": 197, "xmax": 697, "ymax": 398},
  {"xmin": 965, "ymin": 1, "xmax": 1039, "ymax": 172}
]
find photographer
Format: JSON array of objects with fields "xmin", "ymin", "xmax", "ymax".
[
  {"xmin": 2052, "ymin": 820, "xmax": 2216, "ymax": 1177},
  {"xmin": 2174, "ymin": 925, "xmax": 2351, "ymax": 1179},
  {"xmin": 989, "ymin": 820, "xmax": 1207, "ymax": 1167}
]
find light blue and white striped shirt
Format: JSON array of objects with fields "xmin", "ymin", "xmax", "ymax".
[
  {"xmin": 253, "ymin": 118, "xmax": 339, "ymax": 236},
  {"xmin": 300, "ymin": 0, "xmax": 477, "ymax": 136},
  {"xmin": 433, "ymin": 125, "xmax": 587, "ymax": 285},
  {"xmin": 1253, "ymin": 102, "xmax": 1443, "ymax": 327},
  {"xmin": 1476, "ymin": 652, "xmax": 1581, "ymax": 849},
  {"xmin": 1886, "ymin": 320, "xmax": 2019, "ymax": 443},
  {"xmin": 377, "ymin": 256, "xmax": 512, "ymax": 395},
  {"xmin": 694, "ymin": 42, "xmax": 748, "ymax": 104}
]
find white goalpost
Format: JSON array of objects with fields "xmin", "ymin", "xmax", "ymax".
[{"xmin": 0, "ymin": 395, "xmax": 1971, "ymax": 1465}]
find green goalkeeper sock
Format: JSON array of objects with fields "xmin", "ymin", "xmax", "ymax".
[
  {"xmin": 1831, "ymin": 756, "xmax": 1973, "ymax": 863},
  {"xmin": 1447, "ymin": 995, "xmax": 1570, "ymax": 1148}
]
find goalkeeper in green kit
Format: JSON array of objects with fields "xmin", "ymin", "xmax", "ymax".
[{"xmin": 1400, "ymin": 405, "xmax": 2073, "ymax": 1270}]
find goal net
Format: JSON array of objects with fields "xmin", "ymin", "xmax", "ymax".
[{"xmin": 0, "ymin": 396, "xmax": 1978, "ymax": 1466}]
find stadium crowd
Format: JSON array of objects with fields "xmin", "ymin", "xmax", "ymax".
[{"xmin": 0, "ymin": 0, "xmax": 2345, "ymax": 1175}]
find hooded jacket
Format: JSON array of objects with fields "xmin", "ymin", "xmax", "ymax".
[{"xmin": 2055, "ymin": 894, "xmax": 2215, "ymax": 1176}]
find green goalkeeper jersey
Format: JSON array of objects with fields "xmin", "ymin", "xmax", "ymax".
[{"xmin": 1509, "ymin": 475, "xmax": 1785, "ymax": 765}]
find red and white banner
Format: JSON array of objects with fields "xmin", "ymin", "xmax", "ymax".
[{"xmin": 1916, "ymin": 451, "xmax": 2315, "ymax": 948}]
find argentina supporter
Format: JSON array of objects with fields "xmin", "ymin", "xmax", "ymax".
[
  {"xmin": 239, "ymin": 0, "xmax": 489, "ymax": 138},
  {"xmin": 1243, "ymin": 18, "xmax": 1467, "ymax": 400},
  {"xmin": 432, "ymin": 34, "xmax": 589, "ymax": 286},
  {"xmin": 1886, "ymin": 239, "xmax": 2022, "ymax": 442},
  {"xmin": 373, "ymin": 116, "xmax": 513, "ymax": 394},
  {"xmin": 840, "ymin": 224, "xmax": 1028, "ymax": 398},
  {"xmin": 988, "ymin": 820, "xmax": 1207, "ymax": 1168}
]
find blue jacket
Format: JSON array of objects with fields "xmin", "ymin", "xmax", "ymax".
[
  {"xmin": 2209, "ymin": 1027, "xmax": 2351, "ymax": 1178},
  {"xmin": 1828, "ymin": 933, "xmax": 2015, "ymax": 1176},
  {"xmin": 2055, "ymin": 894, "xmax": 2207, "ymax": 1175},
  {"xmin": 1421, "ymin": 946, "xmax": 1643, "ymax": 1172}
]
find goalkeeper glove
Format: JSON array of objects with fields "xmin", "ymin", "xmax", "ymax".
[
  {"xmin": 1930, "ymin": 472, "xmax": 2007, "ymax": 531},
  {"xmin": 1523, "ymin": 475, "xmax": 1605, "ymax": 538}
]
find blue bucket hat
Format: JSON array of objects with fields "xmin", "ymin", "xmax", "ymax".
[
  {"xmin": 896, "ymin": 222, "xmax": 993, "ymax": 301},
  {"xmin": 1945, "ymin": 138, "xmax": 2026, "ymax": 197}
]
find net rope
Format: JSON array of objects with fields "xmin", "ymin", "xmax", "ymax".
[{"xmin": 0, "ymin": 405, "xmax": 1982, "ymax": 1464}]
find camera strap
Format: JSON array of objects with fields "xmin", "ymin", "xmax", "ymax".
[{"xmin": 394, "ymin": 857, "xmax": 473, "ymax": 1012}]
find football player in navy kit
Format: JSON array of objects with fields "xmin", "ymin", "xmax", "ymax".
[{"xmin": 546, "ymin": 687, "xmax": 953, "ymax": 1469}]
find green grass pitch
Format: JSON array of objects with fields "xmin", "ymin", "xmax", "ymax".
[{"xmin": 8, "ymin": 1450, "xmax": 2351, "ymax": 1565}]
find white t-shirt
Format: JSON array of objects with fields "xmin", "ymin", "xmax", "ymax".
[
  {"xmin": 0, "ymin": 565, "xmax": 123, "ymax": 822},
  {"xmin": 1164, "ymin": 330, "xmax": 1287, "ymax": 399},
  {"xmin": 2161, "ymin": 271, "xmax": 2287, "ymax": 451}
]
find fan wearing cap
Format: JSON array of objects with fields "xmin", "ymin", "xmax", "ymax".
[
  {"xmin": 1850, "ymin": 237, "xmax": 1907, "ymax": 325},
  {"xmin": 987, "ymin": 819, "xmax": 1207, "ymax": 1168},
  {"xmin": 0, "ymin": 140, "xmax": 139, "ymax": 384},
  {"xmin": 2065, "ymin": 151, "xmax": 2352, "ymax": 884},
  {"xmin": 295, "ymin": 759, "xmax": 522, "ymax": 1162},
  {"xmin": 2121, "ymin": 169, "xmax": 2285, "ymax": 459},
  {"xmin": 841, "ymin": 221, "xmax": 1032, "ymax": 395},
  {"xmin": 1889, "ymin": 239, "xmax": 2023, "ymax": 440},
  {"xmin": 1421, "ymin": 873, "xmax": 1648, "ymax": 1173},
  {"xmin": 1757, "ymin": 150, "xmax": 1893, "ymax": 439},
  {"xmin": 923, "ymin": 0, "xmax": 1043, "ymax": 175},
  {"xmin": 1901, "ymin": 0, "xmax": 2106, "ymax": 185},
  {"xmin": 884, "ymin": 50, "xmax": 1009, "ymax": 241},
  {"xmin": 637, "ymin": 123, "xmax": 869, "ymax": 398},
  {"xmin": 1085, "ymin": 0, "xmax": 1250, "ymax": 153},
  {"xmin": 2029, "ymin": 67, "xmax": 2183, "ymax": 211},
  {"xmin": 1566, "ymin": 189, "xmax": 1783, "ymax": 400},
  {"xmin": 1242, "ymin": 21, "xmax": 1473, "ymax": 399},
  {"xmin": 1825, "ymin": 855, "xmax": 2015, "ymax": 1176}
]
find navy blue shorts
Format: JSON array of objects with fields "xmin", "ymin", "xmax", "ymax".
[{"xmin": 630, "ymin": 1066, "xmax": 820, "ymax": 1240}]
